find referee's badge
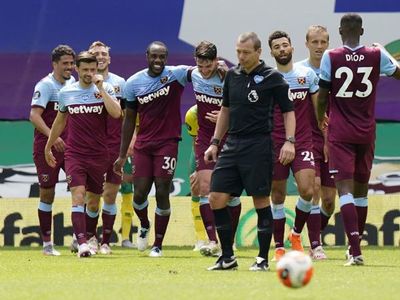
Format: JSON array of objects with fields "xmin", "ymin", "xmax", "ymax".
[
  {"xmin": 248, "ymin": 90, "xmax": 259, "ymax": 102},
  {"xmin": 253, "ymin": 75, "xmax": 264, "ymax": 84}
]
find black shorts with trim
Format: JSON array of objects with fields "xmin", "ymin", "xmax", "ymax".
[{"xmin": 210, "ymin": 134, "xmax": 273, "ymax": 196}]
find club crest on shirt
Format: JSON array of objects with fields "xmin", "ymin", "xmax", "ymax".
[
  {"xmin": 113, "ymin": 86, "xmax": 121, "ymax": 94},
  {"xmin": 160, "ymin": 76, "xmax": 169, "ymax": 84},
  {"xmin": 213, "ymin": 86, "xmax": 223, "ymax": 95},
  {"xmin": 94, "ymin": 92, "xmax": 102, "ymax": 99},
  {"xmin": 41, "ymin": 174, "xmax": 49, "ymax": 182},
  {"xmin": 248, "ymin": 90, "xmax": 259, "ymax": 102},
  {"xmin": 33, "ymin": 91, "xmax": 41, "ymax": 99},
  {"xmin": 297, "ymin": 77, "xmax": 306, "ymax": 85},
  {"xmin": 66, "ymin": 175, "xmax": 72, "ymax": 184}
]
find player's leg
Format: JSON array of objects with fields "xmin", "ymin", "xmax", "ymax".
[
  {"xmin": 320, "ymin": 172, "xmax": 336, "ymax": 232},
  {"xmin": 198, "ymin": 169, "xmax": 220, "ymax": 256},
  {"xmin": 271, "ymin": 179, "xmax": 288, "ymax": 260},
  {"xmin": 330, "ymin": 142, "xmax": 363, "ymax": 266},
  {"xmin": 120, "ymin": 158, "xmax": 135, "ymax": 248},
  {"xmin": 100, "ymin": 182, "xmax": 120, "ymax": 254},
  {"xmin": 70, "ymin": 185, "xmax": 91, "ymax": 258},
  {"xmin": 132, "ymin": 146, "xmax": 153, "ymax": 251},
  {"xmin": 353, "ymin": 143, "xmax": 374, "ymax": 256},
  {"xmin": 149, "ymin": 141, "xmax": 179, "ymax": 257},
  {"xmin": 189, "ymin": 149, "xmax": 207, "ymax": 250},
  {"xmin": 34, "ymin": 151, "xmax": 62, "ymax": 255}
]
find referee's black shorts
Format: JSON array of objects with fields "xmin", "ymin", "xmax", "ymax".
[{"xmin": 210, "ymin": 134, "xmax": 273, "ymax": 196}]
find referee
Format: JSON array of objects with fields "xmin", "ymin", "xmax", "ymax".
[{"xmin": 204, "ymin": 32, "xmax": 295, "ymax": 271}]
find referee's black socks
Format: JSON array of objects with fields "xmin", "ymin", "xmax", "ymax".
[
  {"xmin": 256, "ymin": 206, "xmax": 274, "ymax": 261},
  {"xmin": 213, "ymin": 207, "xmax": 233, "ymax": 258}
]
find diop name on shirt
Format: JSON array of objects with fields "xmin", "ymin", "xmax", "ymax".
[
  {"xmin": 67, "ymin": 104, "xmax": 104, "ymax": 114},
  {"xmin": 195, "ymin": 93, "xmax": 222, "ymax": 106},
  {"xmin": 137, "ymin": 86, "xmax": 170, "ymax": 104}
]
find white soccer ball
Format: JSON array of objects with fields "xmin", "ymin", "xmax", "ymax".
[{"xmin": 276, "ymin": 251, "xmax": 314, "ymax": 288}]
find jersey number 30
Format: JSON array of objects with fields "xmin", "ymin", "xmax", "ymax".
[{"xmin": 335, "ymin": 66, "xmax": 373, "ymax": 98}]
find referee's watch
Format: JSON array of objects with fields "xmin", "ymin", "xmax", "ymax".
[
  {"xmin": 210, "ymin": 137, "xmax": 221, "ymax": 146},
  {"xmin": 285, "ymin": 136, "xmax": 296, "ymax": 144}
]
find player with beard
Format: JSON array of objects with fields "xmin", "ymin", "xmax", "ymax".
[
  {"xmin": 114, "ymin": 41, "xmax": 191, "ymax": 257},
  {"xmin": 317, "ymin": 14, "xmax": 400, "ymax": 266},
  {"xmin": 189, "ymin": 41, "xmax": 242, "ymax": 257},
  {"xmin": 268, "ymin": 31, "xmax": 319, "ymax": 261},
  {"xmin": 45, "ymin": 51, "xmax": 121, "ymax": 258},
  {"xmin": 296, "ymin": 25, "xmax": 335, "ymax": 259},
  {"xmin": 30, "ymin": 45, "xmax": 76, "ymax": 256}
]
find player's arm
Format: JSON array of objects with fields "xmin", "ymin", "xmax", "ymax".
[
  {"xmin": 30, "ymin": 106, "xmax": 65, "ymax": 152},
  {"xmin": 114, "ymin": 104, "xmax": 137, "ymax": 175},
  {"xmin": 274, "ymin": 77, "xmax": 295, "ymax": 166},
  {"xmin": 373, "ymin": 43, "xmax": 400, "ymax": 79},
  {"xmin": 317, "ymin": 51, "xmax": 331, "ymax": 128},
  {"xmin": 94, "ymin": 75, "xmax": 121, "ymax": 118},
  {"xmin": 44, "ymin": 112, "xmax": 68, "ymax": 167},
  {"xmin": 204, "ymin": 106, "xmax": 229, "ymax": 163}
]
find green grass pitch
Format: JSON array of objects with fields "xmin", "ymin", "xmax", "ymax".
[{"xmin": 0, "ymin": 246, "xmax": 399, "ymax": 300}]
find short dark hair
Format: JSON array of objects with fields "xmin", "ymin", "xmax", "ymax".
[
  {"xmin": 268, "ymin": 31, "xmax": 291, "ymax": 48},
  {"xmin": 194, "ymin": 41, "xmax": 217, "ymax": 60},
  {"xmin": 340, "ymin": 13, "xmax": 362, "ymax": 30},
  {"xmin": 238, "ymin": 32, "xmax": 261, "ymax": 50},
  {"xmin": 88, "ymin": 40, "xmax": 111, "ymax": 52},
  {"xmin": 51, "ymin": 45, "xmax": 75, "ymax": 62},
  {"xmin": 306, "ymin": 25, "xmax": 329, "ymax": 41},
  {"xmin": 75, "ymin": 51, "xmax": 97, "ymax": 67},
  {"xmin": 146, "ymin": 41, "xmax": 168, "ymax": 56}
]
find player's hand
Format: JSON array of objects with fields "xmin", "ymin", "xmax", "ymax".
[
  {"xmin": 53, "ymin": 137, "xmax": 65, "ymax": 152},
  {"xmin": 93, "ymin": 74, "xmax": 104, "ymax": 89},
  {"xmin": 113, "ymin": 156, "xmax": 127, "ymax": 176},
  {"xmin": 45, "ymin": 148, "xmax": 57, "ymax": 168},
  {"xmin": 216, "ymin": 60, "xmax": 229, "ymax": 81},
  {"xmin": 205, "ymin": 110, "xmax": 220, "ymax": 123},
  {"xmin": 279, "ymin": 142, "xmax": 295, "ymax": 166},
  {"xmin": 204, "ymin": 145, "xmax": 218, "ymax": 163},
  {"xmin": 372, "ymin": 42, "xmax": 383, "ymax": 49}
]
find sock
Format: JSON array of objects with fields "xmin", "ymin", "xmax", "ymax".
[
  {"xmin": 121, "ymin": 193, "xmax": 134, "ymax": 240},
  {"xmin": 293, "ymin": 197, "xmax": 312, "ymax": 234},
  {"xmin": 340, "ymin": 194, "xmax": 361, "ymax": 257},
  {"xmin": 354, "ymin": 197, "xmax": 368, "ymax": 239},
  {"xmin": 153, "ymin": 207, "xmax": 171, "ymax": 249},
  {"xmin": 272, "ymin": 204, "xmax": 286, "ymax": 249},
  {"xmin": 133, "ymin": 200, "xmax": 150, "ymax": 229},
  {"xmin": 256, "ymin": 206, "xmax": 274, "ymax": 260},
  {"xmin": 191, "ymin": 198, "xmax": 207, "ymax": 242},
  {"xmin": 227, "ymin": 197, "xmax": 242, "ymax": 242},
  {"xmin": 213, "ymin": 207, "xmax": 233, "ymax": 258},
  {"xmin": 199, "ymin": 198, "xmax": 217, "ymax": 242},
  {"xmin": 307, "ymin": 205, "xmax": 321, "ymax": 249},
  {"xmin": 320, "ymin": 206, "xmax": 331, "ymax": 232},
  {"xmin": 85, "ymin": 207, "xmax": 99, "ymax": 239},
  {"xmin": 101, "ymin": 203, "xmax": 117, "ymax": 245},
  {"xmin": 71, "ymin": 206, "xmax": 86, "ymax": 245},
  {"xmin": 38, "ymin": 201, "xmax": 52, "ymax": 243}
]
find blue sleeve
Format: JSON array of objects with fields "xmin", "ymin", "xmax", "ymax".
[
  {"xmin": 319, "ymin": 51, "xmax": 331, "ymax": 82},
  {"xmin": 308, "ymin": 69, "xmax": 319, "ymax": 93},
  {"xmin": 172, "ymin": 65, "xmax": 191, "ymax": 86},
  {"xmin": 380, "ymin": 50, "xmax": 397, "ymax": 76},
  {"xmin": 58, "ymin": 90, "xmax": 67, "ymax": 112},
  {"xmin": 31, "ymin": 81, "xmax": 51, "ymax": 108},
  {"xmin": 123, "ymin": 78, "xmax": 136, "ymax": 102}
]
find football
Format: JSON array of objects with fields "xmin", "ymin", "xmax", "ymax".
[{"xmin": 276, "ymin": 251, "xmax": 313, "ymax": 288}]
